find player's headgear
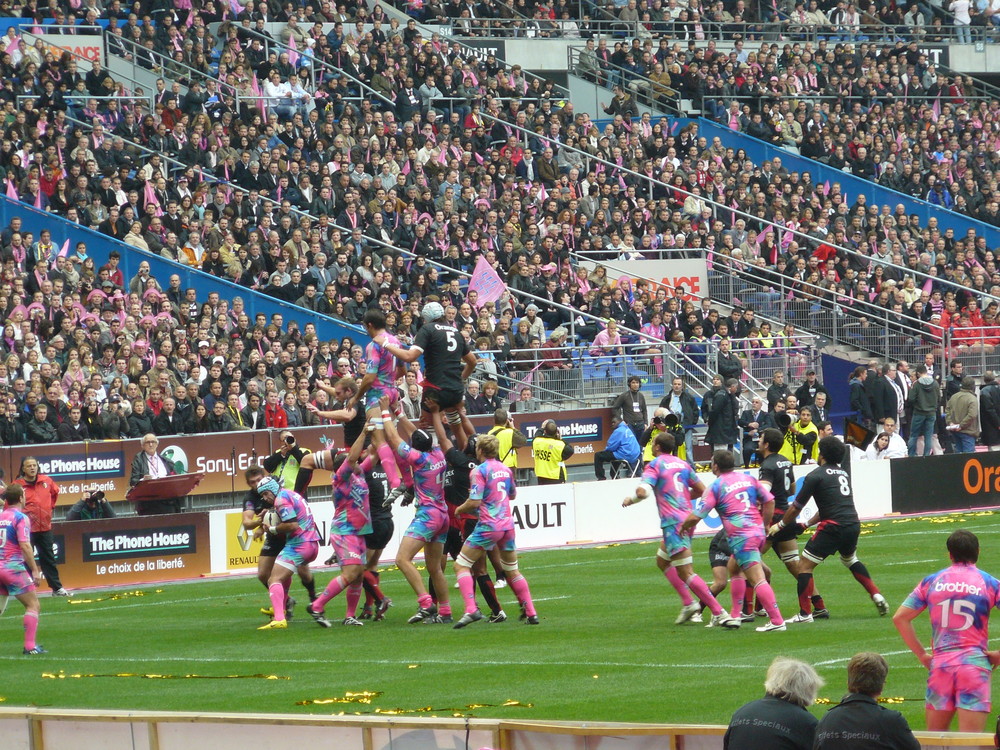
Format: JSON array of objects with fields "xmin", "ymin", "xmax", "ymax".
[
  {"xmin": 411, "ymin": 429, "xmax": 433, "ymax": 452},
  {"xmin": 421, "ymin": 301, "xmax": 445, "ymax": 322},
  {"xmin": 257, "ymin": 477, "xmax": 281, "ymax": 497}
]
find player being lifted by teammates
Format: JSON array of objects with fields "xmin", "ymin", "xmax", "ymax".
[
  {"xmin": 429, "ymin": 402, "xmax": 506, "ymax": 622},
  {"xmin": 347, "ymin": 310, "xmax": 408, "ymax": 504},
  {"xmin": 757, "ymin": 428, "xmax": 829, "ymax": 620},
  {"xmin": 0, "ymin": 485, "xmax": 46, "ymax": 654},
  {"xmin": 769, "ymin": 436, "xmax": 887, "ymax": 622},
  {"xmin": 683, "ymin": 450, "xmax": 786, "ymax": 632},
  {"xmin": 452, "ymin": 432, "xmax": 539, "ymax": 628},
  {"xmin": 380, "ymin": 394, "xmax": 453, "ymax": 624},
  {"xmin": 256, "ymin": 474, "xmax": 322, "ymax": 630},
  {"xmin": 302, "ymin": 427, "xmax": 371, "ymax": 627},
  {"xmin": 622, "ymin": 432, "xmax": 740, "ymax": 629},
  {"xmin": 893, "ymin": 530, "xmax": 1000, "ymax": 733},
  {"xmin": 242, "ymin": 465, "xmax": 317, "ymax": 621}
]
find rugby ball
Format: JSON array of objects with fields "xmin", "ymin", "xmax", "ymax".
[{"xmin": 262, "ymin": 510, "xmax": 280, "ymax": 534}]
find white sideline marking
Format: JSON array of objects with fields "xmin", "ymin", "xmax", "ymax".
[
  {"xmin": 533, "ymin": 595, "xmax": 571, "ymax": 603},
  {"xmin": 883, "ymin": 558, "xmax": 937, "ymax": 566}
]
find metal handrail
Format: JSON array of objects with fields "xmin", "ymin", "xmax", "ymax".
[
  {"xmin": 566, "ymin": 45, "xmax": 680, "ymax": 114},
  {"xmin": 18, "ymin": 27, "xmax": 150, "ymax": 95},
  {"xmin": 105, "ymin": 33, "xmax": 210, "ymax": 90},
  {"xmin": 479, "ymin": 110, "xmax": 1000, "ymax": 318}
]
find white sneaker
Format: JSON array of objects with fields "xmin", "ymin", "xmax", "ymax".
[
  {"xmin": 495, "ymin": 579, "xmax": 508, "ymax": 589},
  {"xmin": 873, "ymin": 594, "xmax": 888, "ymax": 616},
  {"xmin": 675, "ymin": 602, "xmax": 701, "ymax": 625},
  {"xmin": 709, "ymin": 613, "xmax": 741, "ymax": 629},
  {"xmin": 787, "ymin": 613, "xmax": 814, "ymax": 624},
  {"xmin": 754, "ymin": 608, "xmax": 767, "ymax": 617},
  {"xmin": 690, "ymin": 611, "xmax": 703, "ymax": 623},
  {"xmin": 756, "ymin": 621, "xmax": 787, "ymax": 632}
]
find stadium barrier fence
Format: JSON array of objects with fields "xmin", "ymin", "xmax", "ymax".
[{"xmin": 0, "ymin": 708, "xmax": 993, "ymax": 750}]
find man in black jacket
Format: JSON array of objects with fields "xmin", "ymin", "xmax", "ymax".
[
  {"xmin": 794, "ymin": 370, "xmax": 829, "ymax": 408},
  {"xmin": 766, "ymin": 371, "xmax": 790, "ymax": 410},
  {"xmin": 611, "ymin": 376, "xmax": 648, "ymax": 441},
  {"xmin": 706, "ymin": 379, "xmax": 741, "ymax": 462},
  {"xmin": 979, "ymin": 371, "xmax": 1000, "ymax": 451},
  {"xmin": 659, "ymin": 376, "xmax": 700, "ymax": 466},
  {"xmin": 813, "ymin": 652, "xmax": 920, "ymax": 750},
  {"xmin": 738, "ymin": 395, "xmax": 773, "ymax": 467}
]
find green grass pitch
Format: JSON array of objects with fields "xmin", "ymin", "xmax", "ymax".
[{"xmin": 1, "ymin": 511, "xmax": 997, "ymax": 727}]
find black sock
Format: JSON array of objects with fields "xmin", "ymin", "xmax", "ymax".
[
  {"xmin": 476, "ymin": 574, "xmax": 501, "ymax": 615},
  {"xmin": 427, "ymin": 576, "xmax": 437, "ymax": 604},
  {"xmin": 302, "ymin": 577, "xmax": 317, "ymax": 602}
]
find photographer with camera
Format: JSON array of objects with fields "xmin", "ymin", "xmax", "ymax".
[
  {"xmin": 640, "ymin": 408, "xmax": 683, "ymax": 467},
  {"xmin": 532, "ymin": 419, "xmax": 575, "ymax": 485},
  {"xmin": 262, "ymin": 430, "xmax": 314, "ymax": 495},
  {"xmin": 659, "ymin": 377, "xmax": 699, "ymax": 466},
  {"xmin": 65, "ymin": 490, "xmax": 117, "ymax": 521}
]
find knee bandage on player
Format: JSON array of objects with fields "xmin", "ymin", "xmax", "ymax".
[
  {"xmin": 656, "ymin": 547, "xmax": 672, "ymax": 562},
  {"xmin": 456, "ymin": 552, "xmax": 478, "ymax": 569},
  {"xmin": 671, "ymin": 556, "xmax": 693, "ymax": 567},
  {"xmin": 779, "ymin": 550, "xmax": 800, "ymax": 564},
  {"xmin": 840, "ymin": 553, "xmax": 860, "ymax": 568},
  {"xmin": 446, "ymin": 410, "xmax": 462, "ymax": 425},
  {"xmin": 501, "ymin": 559, "xmax": 520, "ymax": 572}
]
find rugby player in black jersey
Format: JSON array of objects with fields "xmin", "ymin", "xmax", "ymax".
[
  {"xmin": 757, "ymin": 428, "xmax": 828, "ymax": 621},
  {"xmin": 769, "ymin": 436, "xmax": 888, "ymax": 621},
  {"xmin": 241, "ymin": 465, "xmax": 317, "ymax": 620},
  {"xmin": 428, "ymin": 403, "xmax": 506, "ymax": 622}
]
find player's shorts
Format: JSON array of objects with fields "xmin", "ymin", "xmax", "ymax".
[
  {"xmin": 709, "ymin": 529, "xmax": 732, "ymax": 568},
  {"xmin": 275, "ymin": 540, "xmax": 319, "ymax": 572},
  {"xmin": 729, "ymin": 532, "xmax": 764, "ymax": 570},
  {"xmin": 803, "ymin": 522, "xmax": 860, "ymax": 564},
  {"xmin": 422, "ymin": 385, "xmax": 464, "ymax": 410},
  {"xmin": 0, "ymin": 566, "xmax": 34, "ymax": 597},
  {"xmin": 461, "ymin": 517, "xmax": 478, "ymax": 540},
  {"xmin": 365, "ymin": 387, "xmax": 399, "ymax": 412},
  {"xmin": 661, "ymin": 522, "xmax": 691, "ymax": 558},
  {"xmin": 260, "ymin": 533, "xmax": 286, "ymax": 558},
  {"xmin": 769, "ymin": 519, "xmax": 803, "ymax": 545},
  {"xmin": 464, "ymin": 525, "xmax": 516, "ymax": 552},
  {"xmin": 404, "ymin": 505, "xmax": 450, "ymax": 545},
  {"xmin": 364, "ymin": 517, "xmax": 394, "ymax": 551},
  {"xmin": 927, "ymin": 662, "xmax": 992, "ymax": 713},
  {"xmin": 443, "ymin": 526, "xmax": 464, "ymax": 559},
  {"xmin": 329, "ymin": 533, "xmax": 367, "ymax": 567}
]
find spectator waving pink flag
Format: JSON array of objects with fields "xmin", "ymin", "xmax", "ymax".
[
  {"xmin": 5, "ymin": 179, "xmax": 17, "ymax": 200},
  {"xmin": 57, "ymin": 239, "xmax": 70, "ymax": 258},
  {"xmin": 288, "ymin": 35, "xmax": 299, "ymax": 67},
  {"xmin": 467, "ymin": 255, "xmax": 506, "ymax": 305},
  {"xmin": 143, "ymin": 181, "xmax": 162, "ymax": 217}
]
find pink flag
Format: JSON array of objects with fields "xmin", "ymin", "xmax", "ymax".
[
  {"xmin": 922, "ymin": 277, "xmax": 934, "ymax": 295},
  {"xmin": 288, "ymin": 35, "xmax": 299, "ymax": 67},
  {"xmin": 5, "ymin": 179, "xmax": 17, "ymax": 200},
  {"xmin": 754, "ymin": 225, "xmax": 773, "ymax": 245},
  {"xmin": 467, "ymin": 255, "xmax": 506, "ymax": 306},
  {"xmin": 821, "ymin": 181, "xmax": 830, "ymax": 196},
  {"xmin": 931, "ymin": 99, "xmax": 941, "ymax": 122},
  {"xmin": 143, "ymin": 181, "xmax": 162, "ymax": 216},
  {"xmin": 5, "ymin": 36, "xmax": 18, "ymax": 55},
  {"xmin": 33, "ymin": 189, "xmax": 41, "ymax": 209},
  {"xmin": 58, "ymin": 239, "xmax": 70, "ymax": 258}
]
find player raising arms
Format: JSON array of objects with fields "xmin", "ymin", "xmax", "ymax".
[
  {"xmin": 359, "ymin": 444, "xmax": 393, "ymax": 620},
  {"xmin": 241, "ymin": 466, "xmax": 317, "ymax": 621},
  {"xmin": 303, "ymin": 426, "xmax": 371, "ymax": 627},
  {"xmin": 347, "ymin": 310, "xmax": 407, "ymax": 503},
  {"xmin": 380, "ymin": 394, "xmax": 452, "ymax": 624},
  {"xmin": 453, "ymin": 433, "xmax": 539, "ymax": 628},
  {"xmin": 256, "ymin": 476, "xmax": 322, "ymax": 630},
  {"xmin": 429, "ymin": 403, "xmax": 506, "ymax": 622},
  {"xmin": 0, "ymin": 485, "xmax": 46, "ymax": 654},
  {"xmin": 769, "ymin": 436, "xmax": 887, "ymax": 621},
  {"xmin": 683, "ymin": 450, "xmax": 786, "ymax": 632},
  {"xmin": 893, "ymin": 530, "xmax": 1000, "ymax": 733},
  {"xmin": 379, "ymin": 301, "xmax": 478, "ymax": 422},
  {"xmin": 757, "ymin": 428, "xmax": 828, "ymax": 620},
  {"xmin": 623, "ymin": 432, "xmax": 738, "ymax": 629}
]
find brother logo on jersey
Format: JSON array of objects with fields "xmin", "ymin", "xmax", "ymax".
[{"xmin": 934, "ymin": 581, "xmax": 984, "ymax": 595}]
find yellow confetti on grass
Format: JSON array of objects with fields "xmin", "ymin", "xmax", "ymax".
[
  {"xmin": 815, "ymin": 696, "xmax": 913, "ymax": 705},
  {"xmin": 295, "ymin": 693, "xmax": 533, "ymax": 714},
  {"xmin": 68, "ymin": 589, "xmax": 164, "ymax": 605}
]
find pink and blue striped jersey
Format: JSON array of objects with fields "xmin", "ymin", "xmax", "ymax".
[
  {"xmin": 274, "ymin": 489, "xmax": 321, "ymax": 544},
  {"xmin": 0, "ymin": 506, "xmax": 30, "ymax": 565},
  {"xmin": 470, "ymin": 458, "xmax": 516, "ymax": 532},
  {"xmin": 330, "ymin": 462, "xmax": 372, "ymax": 536},
  {"xmin": 902, "ymin": 563, "xmax": 1000, "ymax": 666},
  {"xmin": 693, "ymin": 471, "xmax": 774, "ymax": 540},
  {"xmin": 366, "ymin": 334, "xmax": 400, "ymax": 395},
  {"xmin": 397, "ymin": 442, "xmax": 447, "ymax": 513},
  {"xmin": 640, "ymin": 454, "xmax": 698, "ymax": 527}
]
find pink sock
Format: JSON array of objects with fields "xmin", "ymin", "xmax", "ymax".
[
  {"xmin": 663, "ymin": 565, "xmax": 693, "ymax": 606},
  {"xmin": 314, "ymin": 575, "xmax": 347, "ymax": 611},
  {"xmin": 23, "ymin": 611, "xmax": 38, "ymax": 650},
  {"xmin": 457, "ymin": 571, "xmax": 477, "ymax": 614},
  {"xmin": 376, "ymin": 443, "xmax": 401, "ymax": 488},
  {"xmin": 730, "ymin": 577, "xmax": 747, "ymax": 619},
  {"xmin": 508, "ymin": 574, "xmax": 536, "ymax": 617},
  {"xmin": 345, "ymin": 581, "xmax": 362, "ymax": 618},
  {"xmin": 269, "ymin": 582, "xmax": 286, "ymax": 621},
  {"xmin": 418, "ymin": 593, "xmax": 433, "ymax": 609},
  {"xmin": 686, "ymin": 573, "xmax": 723, "ymax": 616},
  {"xmin": 439, "ymin": 602, "xmax": 452, "ymax": 617},
  {"xmin": 754, "ymin": 581, "xmax": 784, "ymax": 625}
]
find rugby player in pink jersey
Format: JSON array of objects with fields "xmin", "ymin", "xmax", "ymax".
[
  {"xmin": 623, "ymin": 432, "xmax": 739, "ymax": 629},
  {"xmin": 0, "ymin": 485, "xmax": 46, "ymax": 654},
  {"xmin": 682, "ymin": 450, "xmax": 786, "ymax": 632},
  {"xmin": 893, "ymin": 530, "xmax": 1000, "ymax": 732},
  {"xmin": 452, "ymin": 433, "xmax": 539, "ymax": 628}
]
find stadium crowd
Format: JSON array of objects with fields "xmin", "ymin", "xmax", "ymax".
[{"xmin": 1, "ymin": 0, "xmax": 1000, "ymax": 453}]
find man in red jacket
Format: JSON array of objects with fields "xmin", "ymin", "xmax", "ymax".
[
  {"xmin": 264, "ymin": 390, "xmax": 288, "ymax": 428},
  {"xmin": 14, "ymin": 456, "xmax": 67, "ymax": 596}
]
